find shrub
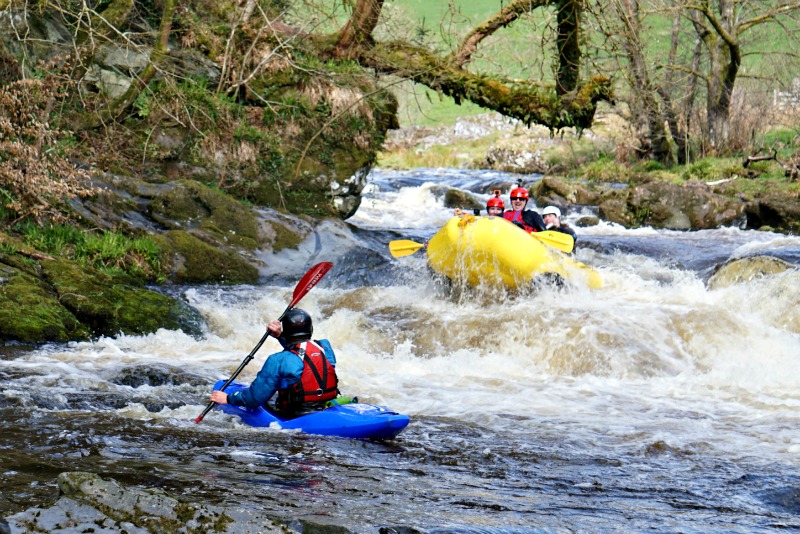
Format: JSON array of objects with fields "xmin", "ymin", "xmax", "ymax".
[{"xmin": 0, "ymin": 65, "xmax": 98, "ymax": 225}]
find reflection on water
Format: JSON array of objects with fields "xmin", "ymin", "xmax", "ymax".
[{"xmin": 2, "ymin": 168, "xmax": 800, "ymax": 531}]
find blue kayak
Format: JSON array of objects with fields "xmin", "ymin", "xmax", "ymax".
[{"xmin": 212, "ymin": 380, "xmax": 410, "ymax": 439}]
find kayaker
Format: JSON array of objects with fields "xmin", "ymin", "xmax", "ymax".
[
  {"xmin": 209, "ymin": 309, "xmax": 339, "ymax": 417},
  {"xmin": 486, "ymin": 190, "xmax": 505, "ymax": 216},
  {"xmin": 503, "ymin": 186, "xmax": 546, "ymax": 232},
  {"xmin": 542, "ymin": 205, "xmax": 577, "ymax": 243}
]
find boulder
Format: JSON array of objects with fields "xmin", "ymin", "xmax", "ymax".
[
  {"xmin": 3, "ymin": 472, "xmax": 347, "ymax": 533},
  {"xmin": 0, "ymin": 259, "xmax": 86, "ymax": 343},
  {"xmin": 600, "ymin": 181, "xmax": 745, "ymax": 230},
  {"xmin": 154, "ymin": 230, "xmax": 260, "ymax": 285},
  {"xmin": 0, "ymin": 247, "xmax": 203, "ymax": 343},
  {"xmin": 443, "ymin": 188, "xmax": 483, "ymax": 210},
  {"xmin": 576, "ymin": 215, "xmax": 600, "ymax": 227},
  {"xmin": 485, "ymin": 145, "xmax": 549, "ymax": 174},
  {"xmin": 3, "ymin": 472, "xmax": 282, "ymax": 533},
  {"xmin": 533, "ymin": 176, "xmax": 602, "ymax": 207},
  {"xmin": 744, "ymin": 194, "xmax": 800, "ymax": 234},
  {"xmin": 707, "ymin": 256, "xmax": 794, "ymax": 290},
  {"xmin": 148, "ymin": 180, "xmax": 264, "ymax": 250},
  {"xmin": 40, "ymin": 257, "xmax": 198, "ymax": 338}
]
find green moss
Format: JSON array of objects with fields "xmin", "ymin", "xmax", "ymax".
[
  {"xmin": 269, "ymin": 221, "xmax": 305, "ymax": 252},
  {"xmin": 39, "ymin": 256, "xmax": 185, "ymax": 337},
  {"xmin": 281, "ymin": 187, "xmax": 333, "ymax": 218},
  {"xmin": 0, "ymin": 261, "xmax": 86, "ymax": 343},
  {"xmin": 0, "ymin": 250, "xmax": 39, "ymax": 276},
  {"xmin": 681, "ymin": 159, "xmax": 715, "ymax": 181},
  {"xmin": 149, "ymin": 181, "xmax": 262, "ymax": 250},
  {"xmin": 578, "ymin": 157, "xmax": 630, "ymax": 183},
  {"xmin": 158, "ymin": 230, "xmax": 259, "ymax": 285}
]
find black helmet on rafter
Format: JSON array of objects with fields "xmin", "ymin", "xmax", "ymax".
[{"xmin": 282, "ymin": 308, "xmax": 313, "ymax": 343}]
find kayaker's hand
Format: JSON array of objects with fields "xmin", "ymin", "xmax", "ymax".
[
  {"xmin": 267, "ymin": 320, "xmax": 282, "ymax": 337},
  {"xmin": 210, "ymin": 390, "xmax": 229, "ymax": 405}
]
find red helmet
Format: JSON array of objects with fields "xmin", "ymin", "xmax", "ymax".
[
  {"xmin": 509, "ymin": 186, "xmax": 529, "ymax": 200},
  {"xmin": 487, "ymin": 196, "xmax": 505, "ymax": 209}
]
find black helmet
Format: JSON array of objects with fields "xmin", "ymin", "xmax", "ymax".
[{"xmin": 282, "ymin": 308, "xmax": 313, "ymax": 343}]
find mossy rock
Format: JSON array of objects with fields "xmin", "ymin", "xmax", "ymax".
[
  {"xmin": 267, "ymin": 220, "xmax": 307, "ymax": 253},
  {"xmin": 533, "ymin": 175, "xmax": 601, "ymax": 206},
  {"xmin": 156, "ymin": 230, "xmax": 260, "ymax": 285},
  {"xmin": 0, "ymin": 260, "xmax": 87, "ymax": 343},
  {"xmin": 148, "ymin": 180, "xmax": 262, "ymax": 250},
  {"xmin": 39, "ymin": 257, "xmax": 188, "ymax": 338}
]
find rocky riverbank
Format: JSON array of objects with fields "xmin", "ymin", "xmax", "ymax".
[
  {"xmin": 0, "ymin": 174, "xmax": 320, "ymax": 344},
  {"xmin": 380, "ymin": 112, "xmax": 800, "ymax": 234}
]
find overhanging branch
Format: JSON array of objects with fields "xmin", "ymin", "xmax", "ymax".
[
  {"xmin": 368, "ymin": 41, "xmax": 613, "ymax": 131},
  {"xmin": 451, "ymin": 0, "xmax": 552, "ymax": 67}
]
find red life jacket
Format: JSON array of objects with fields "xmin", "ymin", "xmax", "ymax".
[
  {"xmin": 277, "ymin": 341, "xmax": 338, "ymax": 409},
  {"xmin": 504, "ymin": 210, "xmax": 535, "ymax": 233}
]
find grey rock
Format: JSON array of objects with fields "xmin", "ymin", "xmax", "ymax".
[
  {"xmin": 707, "ymin": 256, "xmax": 794, "ymax": 290},
  {"xmin": 6, "ymin": 472, "xmax": 290, "ymax": 534}
]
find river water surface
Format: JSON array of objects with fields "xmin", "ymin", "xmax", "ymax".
[{"xmin": 2, "ymin": 168, "xmax": 800, "ymax": 532}]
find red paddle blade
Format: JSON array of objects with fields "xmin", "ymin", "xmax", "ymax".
[{"xmin": 289, "ymin": 262, "xmax": 333, "ymax": 308}]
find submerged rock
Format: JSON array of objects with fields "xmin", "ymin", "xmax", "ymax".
[{"xmin": 707, "ymin": 256, "xmax": 794, "ymax": 290}]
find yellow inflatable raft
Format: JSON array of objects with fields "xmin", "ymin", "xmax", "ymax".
[{"xmin": 426, "ymin": 214, "xmax": 602, "ymax": 289}]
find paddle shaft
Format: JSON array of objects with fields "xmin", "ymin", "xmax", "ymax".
[
  {"xmin": 194, "ymin": 331, "xmax": 271, "ymax": 423},
  {"xmin": 193, "ymin": 306, "xmax": 292, "ymax": 423}
]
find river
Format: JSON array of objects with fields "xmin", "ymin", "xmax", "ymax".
[{"xmin": 2, "ymin": 168, "xmax": 800, "ymax": 532}]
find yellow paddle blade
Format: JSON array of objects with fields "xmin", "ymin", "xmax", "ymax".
[
  {"xmin": 534, "ymin": 230, "xmax": 575, "ymax": 254},
  {"xmin": 389, "ymin": 239, "xmax": 426, "ymax": 258}
]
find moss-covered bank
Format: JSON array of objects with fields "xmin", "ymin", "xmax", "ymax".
[{"xmin": 0, "ymin": 240, "xmax": 200, "ymax": 343}]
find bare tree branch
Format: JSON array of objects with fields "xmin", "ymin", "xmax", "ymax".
[{"xmin": 450, "ymin": 0, "xmax": 551, "ymax": 67}]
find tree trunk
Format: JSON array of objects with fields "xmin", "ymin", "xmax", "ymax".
[
  {"xmin": 335, "ymin": 0, "xmax": 384, "ymax": 59},
  {"xmin": 703, "ymin": 41, "xmax": 738, "ymax": 151},
  {"xmin": 325, "ymin": 0, "xmax": 612, "ymax": 132},
  {"xmin": 363, "ymin": 39, "xmax": 611, "ymax": 130},
  {"xmin": 615, "ymin": 0, "xmax": 675, "ymax": 165},
  {"xmin": 689, "ymin": 0, "xmax": 741, "ymax": 153},
  {"xmin": 556, "ymin": 0, "xmax": 581, "ymax": 96}
]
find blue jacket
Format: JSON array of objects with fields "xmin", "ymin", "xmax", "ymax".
[{"xmin": 227, "ymin": 338, "xmax": 336, "ymax": 409}]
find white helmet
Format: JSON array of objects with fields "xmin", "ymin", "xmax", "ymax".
[{"xmin": 542, "ymin": 206, "xmax": 562, "ymax": 218}]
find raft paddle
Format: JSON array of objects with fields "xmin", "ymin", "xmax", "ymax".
[
  {"xmin": 534, "ymin": 230, "xmax": 575, "ymax": 254},
  {"xmin": 389, "ymin": 239, "xmax": 426, "ymax": 258},
  {"xmin": 389, "ymin": 230, "xmax": 574, "ymax": 257},
  {"xmin": 194, "ymin": 261, "xmax": 334, "ymax": 424}
]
